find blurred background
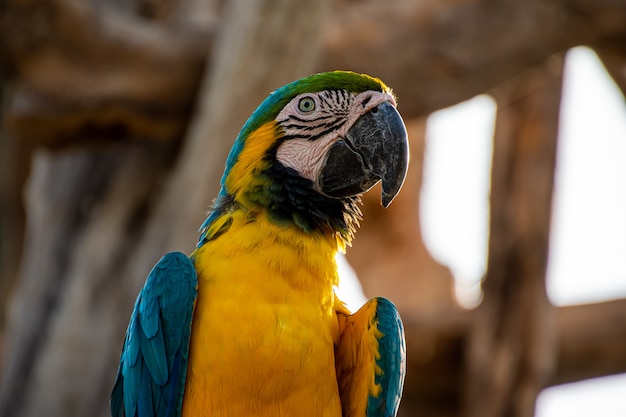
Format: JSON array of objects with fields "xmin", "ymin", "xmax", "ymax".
[{"xmin": 1, "ymin": 1, "xmax": 625, "ymax": 416}]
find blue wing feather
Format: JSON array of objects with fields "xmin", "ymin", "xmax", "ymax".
[
  {"xmin": 367, "ymin": 297, "xmax": 406, "ymax": 417},
  {"xmin": 111, "ymin": 252, "xmax": 197, "ymax": 417},
  {"xmin": 336, "ymin": 297, "xmax": 406, "ymax": 417}
]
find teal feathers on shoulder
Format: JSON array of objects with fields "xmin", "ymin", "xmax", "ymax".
[{"xmin": 111, "ymin": 253, "xmax": 197, "ymax": 417}]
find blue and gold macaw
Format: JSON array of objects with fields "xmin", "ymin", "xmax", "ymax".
[{"xmin": 111, "ymin": 71, "xmax": 408, "ymax": 417}]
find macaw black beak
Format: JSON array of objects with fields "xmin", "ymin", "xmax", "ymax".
[{"xmin": 318, "ymin": 101, "xmax": 409, "ymax": 207}]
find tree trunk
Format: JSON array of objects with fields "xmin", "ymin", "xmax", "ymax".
[{"xmin": 0, "ymin": 144, "xmax": 177, "ymax": 417}]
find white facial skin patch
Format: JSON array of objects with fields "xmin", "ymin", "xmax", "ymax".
[{"xmin": 275, "ymin": 90, "xmax": 396, "ymax": 190}]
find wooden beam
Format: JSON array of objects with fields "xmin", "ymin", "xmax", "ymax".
[
  {"xmin": 552, "ymin": 298, "xmax": 626, "ymax": 386},
  {"xmin": 399, "ymin": 297, "xmax": 626, "ymax": 416},
  {"xmin": 1, "ymin": 0, "xmax": 210, "ymax": 146},
  {"xmin": 4, "ymin": 0, "xmax": 626, "ymax": 145}
]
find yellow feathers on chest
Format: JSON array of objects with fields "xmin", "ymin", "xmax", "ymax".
[{"xmin": 182, "ymin": 212, "xmax": 345, "ymax": 417}]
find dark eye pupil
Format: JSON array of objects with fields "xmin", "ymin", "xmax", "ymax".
[{"xmin": 299, "ymin": 98, "xmax": 314, "ymax": 112}]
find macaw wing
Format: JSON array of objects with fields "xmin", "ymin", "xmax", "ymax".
[
  {"xmin": 111, "ymin": 252, "xmax": 198, "ymax": 417},
  {"xmin": 336, "ymin": 297, "xmax": 406, "ymax": 417}
]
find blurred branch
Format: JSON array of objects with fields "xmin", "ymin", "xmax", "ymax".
[
  {"xmin": 400, "ymin": 298, "xmax": 626, "ymax": 417},
  {"xmin": 0, "ymin": 0, "xmax": 211, "ymax": 146},
  {"xmin": 4, "ymin": 0, "xmax": 626, "ymax": 146},
  {"xmin": 322, "ymin": 0, "xmax": 626, "ymax": 117},
  {"xmin": 551, "ymin": 298, "xmax": 626, "ymax": 386}
]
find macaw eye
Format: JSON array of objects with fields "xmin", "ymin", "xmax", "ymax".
[{"xmin": 297, "ymin": 96, "xmax": 316, "ymax": 114}]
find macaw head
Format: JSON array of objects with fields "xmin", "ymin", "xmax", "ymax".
[{"xmin": 199, "ymin": 71, "xmax": 409, "ymax": 246}]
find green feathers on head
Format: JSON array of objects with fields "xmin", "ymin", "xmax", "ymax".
[
  {"xmin": 224, "ymin": 71, "xmax": 390, "ymax": 177},
  {"xmin": 242, "ymin": 71, "xmax": 389, "ymax": 140}
]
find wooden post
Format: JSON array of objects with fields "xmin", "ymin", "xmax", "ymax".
[{"xmin": 463, "ymin": 56, "xmax": 563, "ymax": 417}]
